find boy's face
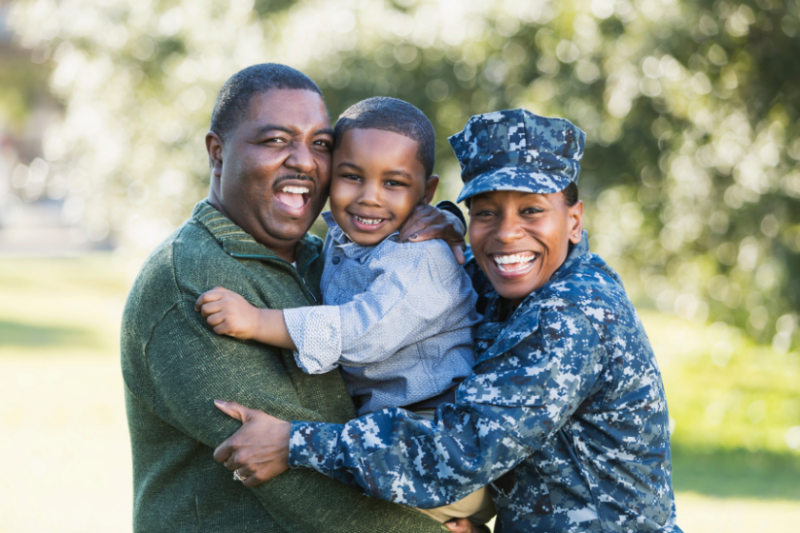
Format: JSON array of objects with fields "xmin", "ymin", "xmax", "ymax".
[{"xmin": 330, "ymin": 128, "xmax": 438, "ymax": 246}]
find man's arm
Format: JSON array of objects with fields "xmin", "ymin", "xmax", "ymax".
[{"xmin": 146, "ymin": 301, "xmax": 444, "ymax": 533}]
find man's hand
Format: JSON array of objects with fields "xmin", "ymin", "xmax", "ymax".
[
  {"xmin": 399, "ymin": 204, "xmax": 467, "ymax": 265},
  {"xmin": 195, "ymin": 287, "xmax": 261, "ymax": 340},
  {"xmin": 213, "ymin": 399, "xmax": 291, "ymax": 487},
  {"xmin": 445, "ymin": 518, "xmax": 485, "ymax": 533}
]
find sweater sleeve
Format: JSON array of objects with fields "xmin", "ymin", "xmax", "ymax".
[{"xmin": 145, "ymin": 300, "xmax": 443, "ymax": 533}]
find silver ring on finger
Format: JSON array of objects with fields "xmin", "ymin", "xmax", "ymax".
[{"xmin": 233, "ymin": 469, "xmax": 246, "ymax": 482}]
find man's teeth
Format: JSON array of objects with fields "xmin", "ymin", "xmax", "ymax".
[
  {"xmin": 281, "ymin": 186, "xmax": 309, "ymax": 194},
  {"xmin": 493, "ymin": 253, "xmax": 535, "ymax": 272},
  {"xmin": 354, "ymin": 215, "xmax": 383, "ymax": 226}
]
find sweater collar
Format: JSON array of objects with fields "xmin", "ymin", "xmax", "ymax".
[{"xmin": 192, "ymin": 200, "xmax": 319, "ymax": 270}]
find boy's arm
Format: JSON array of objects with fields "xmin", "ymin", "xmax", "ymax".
[
  {"xmin": 284, "ymin": 243, "xmax": 478, "ymax": 374},
  {"xmin": 143, "ymin": 301, "xmax": 444, "ymax": 533},
  {"xmin": 196, "ymin": 287, "xmax": 296, "ymax": 349}
]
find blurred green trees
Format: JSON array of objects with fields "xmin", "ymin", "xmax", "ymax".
[{"xmin": 8, "ymin": 0, "xmax": 800, "ymax": 352}]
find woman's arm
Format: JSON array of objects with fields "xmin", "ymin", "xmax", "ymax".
[{"xmin": 195, "ymin": 287, "xmax": 296, "ymax": 349}]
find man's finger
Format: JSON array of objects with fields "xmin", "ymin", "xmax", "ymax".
[
  {"xmin": 214, "ymin": 399, "xmax": 249, "ymax": 423},
  {"xmin": 451, "ymin": 245, "xmax": 466, "ymax": 265}
]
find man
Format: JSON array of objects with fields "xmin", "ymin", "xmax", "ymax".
[{"xmin": 120, "ymin": 64, "xmax": 460, "ymax": 533}]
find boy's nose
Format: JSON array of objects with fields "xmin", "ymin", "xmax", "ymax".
[{"xmin": 358, "ymin": 181, "xmax": 383, "ymax": 205}]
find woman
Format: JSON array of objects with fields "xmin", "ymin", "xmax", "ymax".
[{"xmin": 212, "ymin": 110, "xmax": 682, "ymax": 533}]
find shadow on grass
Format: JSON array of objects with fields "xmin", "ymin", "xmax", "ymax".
[
  {"xmin": 0, "ymin": 320, "xmax": 101, "ymax": 349},
  {"xmin": 672, "ymin": 445, "xmax": 800, "ymax": 501}
]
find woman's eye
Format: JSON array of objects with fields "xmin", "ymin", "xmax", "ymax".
[{"xmin": 522, "ymin": 207, "xmax": 544, "ymax": 215}]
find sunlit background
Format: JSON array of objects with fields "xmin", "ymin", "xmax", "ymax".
[{"xmin": 1, "ymin": 0, "xmax": 799, "ymax": 531}]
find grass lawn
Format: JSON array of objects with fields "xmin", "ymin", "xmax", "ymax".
[{"xmin": 1, "ymin": 254, "xmax": 798, "ymax": 532}]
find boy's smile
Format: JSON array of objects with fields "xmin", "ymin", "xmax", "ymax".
[{"xmin": 330, "ymin": 128, "xmax": 438, "ymax": 246}]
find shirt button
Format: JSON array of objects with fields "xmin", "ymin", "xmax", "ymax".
[{"xmin": 332, "ymin": 256, "xmax": 341, "ymax": 265}]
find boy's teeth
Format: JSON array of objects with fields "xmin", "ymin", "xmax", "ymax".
[
  {"xmin": 281, "ymin": 186, "xmax": 309, "ymax": 194},
  {"xmin": 354, "ymin": 215, "xmax": 383, "ymax": 226},
  {"xmin": 493, "ymin": 253, "xmax": 535, "ymax": 272}
]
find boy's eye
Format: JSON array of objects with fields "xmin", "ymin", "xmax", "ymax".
[
  {"xmin": 385, "ymin": 180, "xmax": 406, "ymax": 187},
  {"xmin": 341, "ymin": 174, "xmax": 361, "ymax": 181}
]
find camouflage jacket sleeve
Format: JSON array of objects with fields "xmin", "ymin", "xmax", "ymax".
[{"xmin": 288, "ymin": 299, "xmax": 606, "ymax": 508}]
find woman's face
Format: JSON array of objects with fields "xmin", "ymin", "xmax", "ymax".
[{"xmin": 468, "ymin": 190, "xmax": 583, "ymax": 309}]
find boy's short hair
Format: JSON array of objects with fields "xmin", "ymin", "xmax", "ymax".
[
  {"xmin": 211, "ymin": 63, "xmax": 323, "ymax": 141},
  {"xmin": 333, "ymin": 97, "xmax": 436, "ymax": 178}
]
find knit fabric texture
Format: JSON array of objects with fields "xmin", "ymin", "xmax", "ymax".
[{"xmin": 120, "ymin": 200, "xmax": 444, "ymax": 533}]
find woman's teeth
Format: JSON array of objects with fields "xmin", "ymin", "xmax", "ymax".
[
  {"xmin": 493, "ymin": 253, "xmax": 535, "ymax": 272},
  {"xmin": 354, "ymin": 215, "xmax": 383, "ymax": 226}
]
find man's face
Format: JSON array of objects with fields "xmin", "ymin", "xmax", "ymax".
[
  {"xmin": 207, "ymin": 89, "xmax": 333, "ymax": 260},
  {"xmin": 468, "ymin": 190, "xmax": 583, "ymax": 309},
  {"xmin": 329, "ymin": 128, "xmax": 437, "ymax": 246}
]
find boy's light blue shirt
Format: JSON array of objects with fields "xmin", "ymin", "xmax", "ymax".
[{"xmin": 283, "ymin": 211, "xmax": 481, "ymax": 415}]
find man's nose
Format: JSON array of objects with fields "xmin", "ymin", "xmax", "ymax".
[{"xmin": 284, "ymin": 142, "xmax": 316, "ymax": 175}]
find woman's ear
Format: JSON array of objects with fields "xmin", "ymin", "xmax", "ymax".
[
  {"xmin": 568, "ymin": 200, "xmax": 584, "ymax": 244},
  {"xmin": 421, "ymin": 175, "xmax": 439, "ymax": 205}
]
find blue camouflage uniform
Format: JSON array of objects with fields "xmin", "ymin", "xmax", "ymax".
[{"xmin": 287, "ymin": 110, "xmax": 682, "ymax": 533}]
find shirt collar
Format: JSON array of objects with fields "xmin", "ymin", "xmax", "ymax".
[{"xmin": 192, "ymin": 200, "xmax": 319, "ymax": 269}]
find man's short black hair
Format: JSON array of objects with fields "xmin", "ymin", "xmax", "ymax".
[
  {"xmin": 333, "ymin": 97, "xmax": 436, "ymax": 178},
  {"xmin": 210, "ymin": 63, "xmax": 323, "ymax": 141}
]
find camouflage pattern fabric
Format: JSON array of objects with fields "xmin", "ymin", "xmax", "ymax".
[
  {"xmin": 289, "ymin": 234, "xmax": 682, "ymax": 533},
  {"xmin": 448, "ymin": 109, "xmax": 586, "ymax": 202}
]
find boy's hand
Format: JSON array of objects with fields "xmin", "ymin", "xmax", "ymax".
[{"xmin": 195, "ymin": 287, "xmax": 260, "ymax": 340}]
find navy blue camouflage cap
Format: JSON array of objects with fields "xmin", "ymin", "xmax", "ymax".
[{"xmin": 448, "ymin": 109, "xmax": 586, "ymax": 203}]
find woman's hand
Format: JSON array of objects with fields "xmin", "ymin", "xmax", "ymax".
[
  {"xmin": 212, "ymin": 399, "xmax": 291, "ymax": 487},
  {"xmin": 399, "ymin": 204, "xmax": 467, "ymax": 264}
]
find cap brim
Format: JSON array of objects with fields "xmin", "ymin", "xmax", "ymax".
[{"xmin": 456, "ymin": 168, "xmax": 574, "ymax": 203}]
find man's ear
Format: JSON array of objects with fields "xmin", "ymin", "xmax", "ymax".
[
  {"xmin": 421, "ymin": 175, "xmax": 439, "ymax": 205},
  {"xmin": 568, "ymin": 200, "xmax": 584, "ymax": 244},
  {"xmin": 206, "ymin": 131, "xmax": 224, "ymax": 179}
]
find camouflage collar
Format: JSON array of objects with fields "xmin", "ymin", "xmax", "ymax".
[{"xmin": 191, "ymin": 200, "xmax": 319, "ymax": 270}]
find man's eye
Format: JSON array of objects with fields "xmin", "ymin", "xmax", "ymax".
[
  {"xmin": 314, "ymin": 140, "xmax": 332, "ymax": 150},
  {"xmin": 264, "ymin": 137, "xmax": 287, "ymax": 144}
]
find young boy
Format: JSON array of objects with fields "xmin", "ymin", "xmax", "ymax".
[{"xmin": 195, "ymin": 97, "xmax": 494, "ymax": 525}]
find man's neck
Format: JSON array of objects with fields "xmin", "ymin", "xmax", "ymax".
[{"xmin": 207, "ymin": 195, "xmax": 297, "ymax": 263}]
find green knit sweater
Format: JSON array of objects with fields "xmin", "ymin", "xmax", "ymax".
[{"xmin": 121, "ymin": 201, "xmax": 444, "ymax": 533}]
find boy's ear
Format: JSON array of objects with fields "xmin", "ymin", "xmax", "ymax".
[{"xmin": 421, "ymin": 175, "xmax": 439, "ymax": 205}]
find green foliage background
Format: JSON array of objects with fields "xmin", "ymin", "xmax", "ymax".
[{"xmin": 6, "ymin": 0, "xmax": 800, "ymax": 458}]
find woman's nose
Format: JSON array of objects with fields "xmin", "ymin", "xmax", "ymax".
[{"xmin": 494, "ymin": 213, "xmax": 524, "ymax": 243}]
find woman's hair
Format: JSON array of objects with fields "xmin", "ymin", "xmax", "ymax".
[{"xmin": 562, "ymin": 182, "xmax": 579, "ymax": 206}]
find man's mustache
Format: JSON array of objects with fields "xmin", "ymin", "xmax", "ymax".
[{"xmin": 274, "ymin": 174, "xmax": 313, "ymax": 187}]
